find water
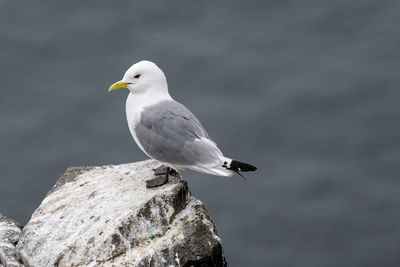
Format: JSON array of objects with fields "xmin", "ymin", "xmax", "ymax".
[{"xmin": 1, "ymin": 1, "xmax": 399, "ymax": 266}]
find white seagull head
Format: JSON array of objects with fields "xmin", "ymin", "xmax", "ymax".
[{"xmin": 109, "ymin": 60, "xmax": 168, "ymax": 94}]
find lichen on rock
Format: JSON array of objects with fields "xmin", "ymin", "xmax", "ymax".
[{"xmin": 16, "ymin": 159, "xmax": 227, "ymax": 266}]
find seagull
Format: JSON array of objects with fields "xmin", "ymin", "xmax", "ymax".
[{"xmin": 109, "ymin": 60, "xmax": 256, "ymax": 188}]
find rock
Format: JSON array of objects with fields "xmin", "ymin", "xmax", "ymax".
[
  {"xmin": 0, "ymin": 213, "xmax": 23, "ymax": 267},
  {"xmin": 16, "ymin": 159, "xmax": 227, "ymax": 266}
]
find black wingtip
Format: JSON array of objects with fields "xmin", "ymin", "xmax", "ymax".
[{"xmin": 229, "ymin": 160, "xmax": 257, "ymax": 172}]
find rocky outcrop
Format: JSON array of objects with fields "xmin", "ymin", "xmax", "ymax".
[
  {"xmin": 0, "ymin": 213, "xmax": 23, "ymax": 267},
  {"xmin": 15, "ymin": 159, "xmax": 227, "ymax": 266}
]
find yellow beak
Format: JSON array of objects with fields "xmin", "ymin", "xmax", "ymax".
[{"xmin": 108, "ymin": 81, "xmax": 130, "ymax": 92}]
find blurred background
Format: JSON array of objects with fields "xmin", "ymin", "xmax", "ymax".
[{"xmin": 1, "ymin": 1, "xmax": 399, "ymax": 266}]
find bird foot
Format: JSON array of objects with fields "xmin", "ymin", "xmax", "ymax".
[
  {"xmin": 146, "ymin": 175, "xmax": 169, "ymax": 188},
  {"xmin": 152, "ymin": 165, "xmax": 178, "ymax": 176},
  {"xmin": 152, "ymin": 165, "xmax": 168, "ymax": 175},
  {"xmin": 147, "ymin": 165, "xmax": 178, "ymax": 188}
]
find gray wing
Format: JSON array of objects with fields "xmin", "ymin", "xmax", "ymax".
[{"xmin": 134, "ymin": 100, "xmax": 223, "ymax": 166}]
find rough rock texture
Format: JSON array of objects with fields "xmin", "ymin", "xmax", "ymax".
[
  {"xmin": 16, "ymin": 160, "xmax": 227, "ymax": 266},
  {"xmin": 0, "ymin": 213, "xmax": 23, "ymax": 267}
]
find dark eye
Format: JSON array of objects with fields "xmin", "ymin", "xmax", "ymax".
[{"xmin": 134, "ymin": 74, "xmax": 141, "ymax": 78}]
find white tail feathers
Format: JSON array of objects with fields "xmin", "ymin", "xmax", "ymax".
[
  {"xmin": 187, "ymin": 164, "xmax": 235, "ymax": 177},
  {"xmin": 176, "ymin": 157, "xmax": 256, "ymax": 178}
]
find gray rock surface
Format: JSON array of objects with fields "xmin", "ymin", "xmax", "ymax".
[
  {"xmin": 16, "ymin": 159, "xmax": 227, "ymax": 266},
  {"xmin": 0, "ymin": 213, "xmax": 23, "ymax": 267}
]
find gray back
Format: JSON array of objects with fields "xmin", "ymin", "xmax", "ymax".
[{"xmin": 135, "ymin": 100, "xmax": 222, "ymax": 166}]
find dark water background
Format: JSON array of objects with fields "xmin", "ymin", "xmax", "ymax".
[{"xmin": 1, "ymin": 1, "xmax": 399, "ymax": 266}]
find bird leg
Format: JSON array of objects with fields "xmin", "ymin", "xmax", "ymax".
[{"xmin": 146, "ymin": 165, "xmax": 177, "ymax": 188}]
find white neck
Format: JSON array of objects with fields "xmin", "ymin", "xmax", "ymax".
[{"xmin": 127, "ymin": 83, "xmax": 172, "ymax": 109}]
